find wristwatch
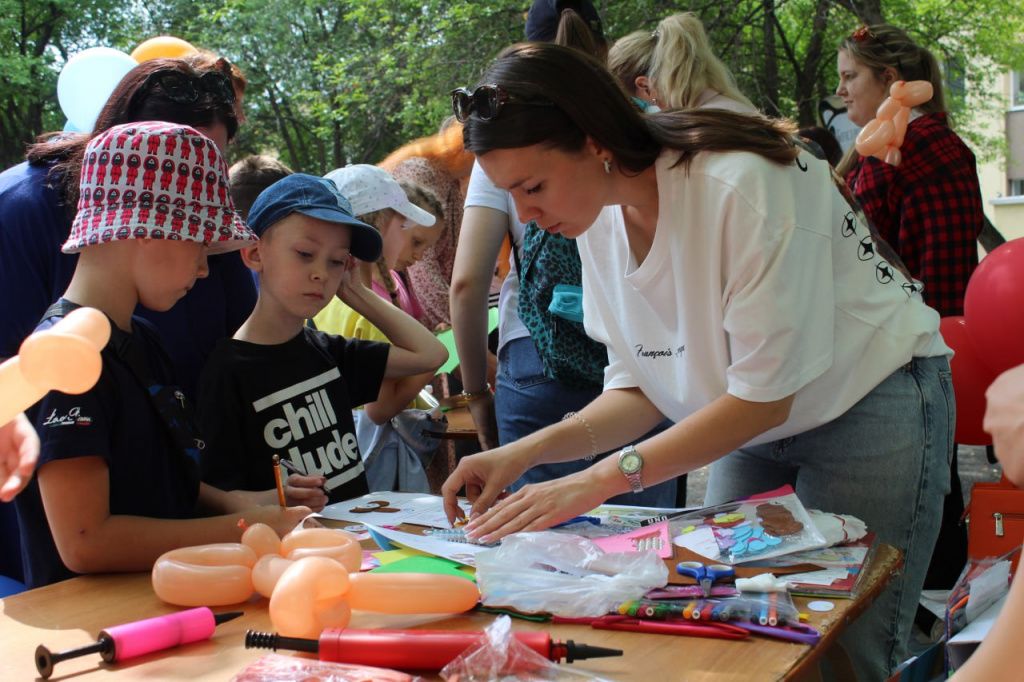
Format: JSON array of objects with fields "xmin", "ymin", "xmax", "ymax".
[{"xmin": 617, "ymin": 445, "xmax": 644, "ymax": 494}]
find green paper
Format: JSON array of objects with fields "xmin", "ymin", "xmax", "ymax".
[
  {"xmin": 370, "ymin": 555, "xmax": 476, "ymax": 582},
  {"xmin": 436, "ymin": 307, "xmax": 499, "ymax": 375}
]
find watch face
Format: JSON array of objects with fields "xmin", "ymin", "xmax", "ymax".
[{"xmin": 620, "ymin": 451, "xmax": 642, "ymax": 474}]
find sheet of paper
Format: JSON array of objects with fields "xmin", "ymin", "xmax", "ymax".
[
  {"xmin": 948, "ymin": 593, "xmax": 1008, "ymax": 670},
  {"xmin": 316, "ymin": 492, "xmax": 470, "ymax": 528},
  {"xmin": 592, "ymin": 520, "xmax": 672, "ymax": 558},
  {"xmin": 672, "ymin": 524, "xmax": 721, "ymax": 560},
  {"xmin": 363, "ymin": 523, "xmax": 491, "ymax": 567},
  {"xmin": 966, "ymin": 559, "xmax": 1011, "ymax": 623},
  {"xmin": 785, "ymin": 567, "xmax": 851, "ymax": 586}
]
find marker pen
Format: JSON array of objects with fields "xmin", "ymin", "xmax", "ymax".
[{"xmin": 245, "ymin": 628, "xmax": 622, "ymax": 670}]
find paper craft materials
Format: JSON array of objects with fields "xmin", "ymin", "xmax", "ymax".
[
  {"xmin": 370, "ymin": 555, "xmax": 475, "ymax": 581},
  {"xmin": 35, "ymin": 608, "xmax": 240, "ymax": 679},
  {"xmin": 593, "ymin": 520, "xmax": 673, "ymax": 558},
  {"xmin": 424, "ymin": 527, "xmax": 498, "ymax": 546},
  {"xmin": 735, "ymin": 574, "xmax": 791, "ymax": 593},
  {"xmin": 807, "ymin": 600, "xmax": 835, "ymax": 612},
  {"xmin": 244, "ymin": 628, "xmax": 622, "ymax": 669},
  {"xmin": 435, "ymin": 307, "xmax": 500, "ymax": 375},
  {"xmin": 318, "ymin": 492, "xmax": 471, "ymax": 528},
  {"xmin": 363, "ymin": 523, "xmax": 492, "ymax": 567}
]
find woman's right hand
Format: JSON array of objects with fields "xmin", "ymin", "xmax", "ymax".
[
  {"xmin": 284, "ymin": 474, "xmax": 328, "ymax": 512},
  {"xmin": 441, "ymin": 445, "xmax": 531, "ymax": 524}
]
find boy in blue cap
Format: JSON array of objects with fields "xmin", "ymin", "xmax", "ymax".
[{"xmin": 198, "ymin": 174, "xmax": 447, "ymax": 507}]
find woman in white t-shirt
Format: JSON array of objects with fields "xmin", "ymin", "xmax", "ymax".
[{"xmin": 441, "ymin": 43, "xmax": 952, "ymax": 681}]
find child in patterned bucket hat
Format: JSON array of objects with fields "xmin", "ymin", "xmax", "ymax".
[
  {"xmin": 62, "ymin": 120, "xmax": 255, "ymax": 253},
  {"xmin": 15, "ymin": 120, "xmax": 308, "ymax": 590}
]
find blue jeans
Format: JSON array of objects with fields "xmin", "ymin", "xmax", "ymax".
[
  {"xmin": 705, "ymin": 356, "xmax": 953, "ymax": 681},
  {"xmin": 496, "ymin": 336, "xmax": 676, "ymax": 508}
]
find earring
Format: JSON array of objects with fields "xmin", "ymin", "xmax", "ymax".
[{"xmin": 603, "ymin": 158, "xmax": 612, "ymax": 174}]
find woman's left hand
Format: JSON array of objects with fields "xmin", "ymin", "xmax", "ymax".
[{"xmin": 464, "ymin": 470, "xmax": 611, "ymax": 543}]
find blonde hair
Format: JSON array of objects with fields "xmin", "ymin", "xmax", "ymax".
[{"xmin": 608, "ymin": 12, "xmax": 753, "ymax": 111}]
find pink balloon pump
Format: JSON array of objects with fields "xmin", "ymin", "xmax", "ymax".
[{"xmin": 34, "ymin": 607, "xmax": 241, "ymax": 679}]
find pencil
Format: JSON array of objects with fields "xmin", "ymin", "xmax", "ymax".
[{"xmin": 272, "ymin": 454, "xmax": 286, "ymax": 507}]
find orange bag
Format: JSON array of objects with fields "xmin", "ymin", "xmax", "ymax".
[{"xmin": 967, "ymin": 476, "xmax": 1024, "ymax": 572}]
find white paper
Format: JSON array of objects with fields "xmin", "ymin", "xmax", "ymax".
[
  {"xmin": 948, "ymin": 593, "xmax": 1008, "ymax": 670},
  {"xmin": 672, "ymin": 524, "xmax": 721, "ymax": 560},
  {"xmin": 785, "ymin": 567, "xmax": 851, "ymax": 586},
  {"xmin": 965, "ymin": 560, "xmax": 1011, "ymax": 624},
  {"xmin": 364, "ymin": 523, "xmax": 491, "ymax": 567},
  {"xmin": 316, "ymin": 492, "xmax": 470, "ymax": 528}
]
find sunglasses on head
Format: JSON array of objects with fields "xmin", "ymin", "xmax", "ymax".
[
  {"xmin": 450, "ymin": 84, "xmax": 554, "ymax": 123},
  {"xmin": 139, "ymin": 69, "xmax": 236, "ymax": 107}
]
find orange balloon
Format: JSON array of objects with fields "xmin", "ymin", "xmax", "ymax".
[
  {"xmin": 875, "ymin": 96, "xmax": 902, "ymax": 120},
  {"xmin": 242, "ymin": 522, "xmax": 282, "ymax": 557},
  {"xmin": 892, "ymin": 107, "xmax": 910, "ymax": 148},
  {"xmin": 152, "ymin": 543, "xmax": 257, "ymax": 606},
  {"xmin": 884, "ymin": 145, "xmax": 902, "ymax": 166},
  {"xmin": 855, "ymin": 119, "xmax": 895, "ymax": 157},
  {"xmin": 0, "ymin": 307, "xmax": 109, "ymax": 427},
  {"xmin": 347, "ymin": 573, "xmax": 479, "ymax": 614},
  {"xmin": 131, "ymin": 36, "xmax": 198, "ymax": 63},
  {"xmin": 252, "ymin": 554, "xmax": 294, "ymax": 598},
  {"xmin": 898, "ymin": 81, "xmax": 934, "ymax": 108},
  {"xmin": 889, "ymin": 80, "xmax": 908, "ymax": 101},
  {"xmin": 281, "ymin": 528, "xmax": 361, "ymax": 572},
  {"xmin": 270, "ymin": 557, "xmax": 351, "ymax": 638}
]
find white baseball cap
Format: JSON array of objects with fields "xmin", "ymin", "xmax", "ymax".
[{"xmin": 323, "ymin": 164, "xmax": 436, "ymax": 228}]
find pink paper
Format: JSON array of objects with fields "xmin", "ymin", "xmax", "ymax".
[{"xmin": 592, "ymin": 520, "xmax": 672, "ymax": 558}]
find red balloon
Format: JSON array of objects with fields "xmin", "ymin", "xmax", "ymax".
[
  {"xmin": 940, "ymin": 316, "xmax": 996, "ymax": 445},
  {"xmin": 964, "ymin": 238, "xmax": 1024, "ymax": 375}
]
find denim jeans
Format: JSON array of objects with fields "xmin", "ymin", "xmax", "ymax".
[
  {"xmin": 705, "ymin": 356, "xmax": 954, "ymax": 681},
  {"xmin": 496, "ymin": 336, "xmax": 676, "ymax": 508}
]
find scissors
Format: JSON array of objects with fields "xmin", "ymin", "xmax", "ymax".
[{"xmin": 676, "ymin": 561, "xmax": 735, "ymax": 597}]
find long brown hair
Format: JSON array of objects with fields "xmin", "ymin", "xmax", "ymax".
[
  {"xmin": 836, "ymin": 24, "xmax": 948, "ymax": 176},
  {"xmin": 462, "ymin": 43, "xmax": 797, "ymax": 173},
  {"xmin": 26, "ymin": 58, "xmax": 239, "ymax": 210}
]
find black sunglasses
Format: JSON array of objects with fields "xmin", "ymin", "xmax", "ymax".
[
  {"xmin": 450, "ymin": 84, "xmax": 554, "ymax": 123},
  {"xmin": 139, "ymin": 69, "xmax": 236, "ymax": 108}
]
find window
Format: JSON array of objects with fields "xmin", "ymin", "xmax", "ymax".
[
  {"xmin": 1014, "ymin": 71, "xmax": 1024, "ymax": 108},
  {"xmin": 1009, "ymin": 178, "xmax": 1024, "ymax": 196}
]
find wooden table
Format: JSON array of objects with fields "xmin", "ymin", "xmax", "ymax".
[{"xmin": 0, "ymin": 544, "xmax": 900, "ymax": 681}]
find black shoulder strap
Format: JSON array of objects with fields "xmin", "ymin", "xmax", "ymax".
[{"xmin": 39, "ymin": 300, "xmax": 206, "ymax": 464}]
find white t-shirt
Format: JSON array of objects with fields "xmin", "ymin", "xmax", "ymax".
[
  {"xmin": 579, "ymin": 148, "xmax": 949, "ymax": 446},
  {"xmin": 464, "ymin": 161, "xmax": 528, "ymax": 352}
]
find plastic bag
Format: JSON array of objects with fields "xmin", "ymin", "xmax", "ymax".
[
  {"xmin": 440, "ymin": 616, "xmax": 614, "ymax": 682},
  {"xmin": 474, "ymin": 532, "xmax": 668, "ymax": 617},
  {"xmin": 232, "ymin": 653, "xmax": 416, "ymax": 681}
]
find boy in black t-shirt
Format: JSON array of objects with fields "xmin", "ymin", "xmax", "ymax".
[{"xmin": 198, "ymin": 174, "xmax": 447, "ymax": 507}]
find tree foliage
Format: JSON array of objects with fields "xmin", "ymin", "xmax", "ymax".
[{"xmin": 2, "ymin": 0, "xmax": 1022, "ymax": 170}]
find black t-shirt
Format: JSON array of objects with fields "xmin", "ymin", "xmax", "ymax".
[
  {"xmin": 16, "ymin": 310, "xmax": 201, "ymax": 588},
  {"xmin": 198, "ymin": 328, "xmax": 389, "ymax": 504}
]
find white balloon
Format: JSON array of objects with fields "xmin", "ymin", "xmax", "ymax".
[{"xmin": 57, "ymin": 48, "xmax": 138, "ymax": 133}]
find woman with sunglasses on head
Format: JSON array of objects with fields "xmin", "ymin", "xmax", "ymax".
[
  {"xmin": 838, "ymin": 23, "xmax": 983, "ymax": 607},
  {"xmin": 450, "ymin": 1, "xmax": 675, "ymax": 508},
  {"xmin": 441, "ymin": 43, "xmax": 953, "ymax": 680},
  {"xmin": 608, "ymin": 11, "xmax": 756, "ymax": 115},
  {"xmin": 0, "ymin": 57, "xmax": 253, "ymax": 399}
]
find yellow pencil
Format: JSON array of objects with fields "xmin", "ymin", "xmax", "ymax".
[{"xmin": 272, "ymin": 454, "xmax": 286, "ymax": 507}]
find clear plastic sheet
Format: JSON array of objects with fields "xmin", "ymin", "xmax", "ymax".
[
  {"xmin": 440, "ymin": 616, "xmax": 614, "ymax": 682},
  {"xmin": 475, "ymin": 531, "xmax": 668, "ymax": 617}
]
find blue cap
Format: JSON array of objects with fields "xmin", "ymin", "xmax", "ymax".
[{"xmin": 247, "ymin": 173, "xmax": 383, "ymax": 261}]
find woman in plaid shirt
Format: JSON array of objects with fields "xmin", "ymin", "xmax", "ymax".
[{"xmin": 837, "ymin": 24, "xmax": 983, "ymax": 319}]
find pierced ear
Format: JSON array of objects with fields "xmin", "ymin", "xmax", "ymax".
[{"xmin": 239, "ymin": 244, "xmax": 262, "ymax": 271}]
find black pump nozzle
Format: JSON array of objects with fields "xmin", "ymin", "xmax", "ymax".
[
  {"xmin": 560, "ymin": 639, "xmax": 624, "ymax": 663},
  {"xmin": 245, "ymin": 630, "xmax": 319, "ymax": 654}
]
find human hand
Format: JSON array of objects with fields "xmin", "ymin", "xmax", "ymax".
[
  {"xmin": 285, "ymin": 474, "xmax": 328, "ymax": 512},
  {"xmin": 463, "ymin": 471, "xmax": 610, "ymax": 543},
  {"xmin": 335, "ymin": 257, "xmax": 371, "ymax": 304},
  {"xmin": 246, "ymin": 504, "xmax": 313, "ymax": 538},
  {"xmin": 0, "ymin": 413, "xmax": 40, "ymax": 502},
  {"xmin": 985, "ymin": 363, "xmax": 1024, "ymax": 485},
  {"xmin": 440, "ymin": 445, "xmax": 532, "ymax": 524}
]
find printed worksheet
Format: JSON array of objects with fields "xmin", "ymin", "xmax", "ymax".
[{"xmin": 316, "ymin": 492, "xmax": 470, "ymax": 528}]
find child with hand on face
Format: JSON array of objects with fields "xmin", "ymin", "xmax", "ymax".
[
  {"xmin": 197, "ymin": 174, "xmax": 448, "ymax": 509},
  {"xmin": 14, "ymin": 122, "xmax": 311, "ymax": 589}
]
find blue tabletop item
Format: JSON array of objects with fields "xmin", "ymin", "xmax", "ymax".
[{"xmin": 676, "ymin": 561, "xmax": 736, "ymax": 597}]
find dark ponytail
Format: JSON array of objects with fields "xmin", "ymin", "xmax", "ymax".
[{"xmin": 462, "ymin": 43, "xmax": 797, "ymax": 174}]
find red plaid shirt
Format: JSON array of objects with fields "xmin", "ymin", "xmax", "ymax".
[{"xmin": 846, "ymin": 112, "xmax": 982, "ymax": 317}]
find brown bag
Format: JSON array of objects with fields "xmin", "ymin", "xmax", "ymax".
[{"xmin": 967, "ymin": 476, "xmax": 1024, "ymax": 571}]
